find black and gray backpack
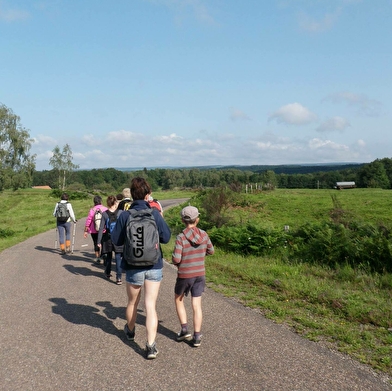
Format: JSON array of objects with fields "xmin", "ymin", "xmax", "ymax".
[
  {"xmin": 55, "ymin": 202, "xmax": 69, "ymax": 223},
  {"xmin": 123, "ymin": 209, "xmax": 160, "ymax": 267}
]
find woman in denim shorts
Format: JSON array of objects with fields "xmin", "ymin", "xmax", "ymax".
[{"xmin": 111, "ymin": 177, "xmax": 171, "ymax": 359}]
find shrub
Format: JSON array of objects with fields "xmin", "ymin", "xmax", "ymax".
[
  {"xmin": 50, "ymin": 189, "xmax": 90, "ymax": 200},
  {"xmin": 0, "ymin": 228, "xmax": 16, "ymax": 238},
  {"xmin": 289, "ymin": 221, "xmax": 392, "ymax": 273},
  {"xmin": 208, "ymin": 224, "xmax": 288, "ymax": 256}
]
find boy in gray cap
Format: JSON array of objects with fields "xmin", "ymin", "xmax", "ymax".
[{"xmin": 172, "ymin": 206, "xmax": 214, "ymax": 347}]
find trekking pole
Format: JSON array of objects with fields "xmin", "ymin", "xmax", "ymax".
[
  {"xmin": 55, "ymin": 227, "xmax": 58, "ymax": 250},
  {"xmin": 71, "ymin": 222, "xmax": 76, "ymax": 254}
]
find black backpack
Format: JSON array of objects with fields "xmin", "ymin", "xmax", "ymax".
[
  {"xmin": 56, "ymin": 202, "xmax": 69, "ymax": 222},
  {"xmin": 123, "ymin": 209, "xmax": 160, "ymax": 267}
]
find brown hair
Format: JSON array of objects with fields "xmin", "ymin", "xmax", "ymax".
[
  {"xmin": 106, "ymin": 195, "xmax": 117, "ymax": 208},
  {"xmin": 130, "ymin": 177, "xmax": 152, "ymax": 201}
]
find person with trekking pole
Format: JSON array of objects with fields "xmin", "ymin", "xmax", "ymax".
[{"xmin": 53, "ymin": 192, "xmax": 77, "ymax": 255}]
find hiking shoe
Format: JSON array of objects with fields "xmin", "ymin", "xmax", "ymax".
[
  {"xmin": 176, "ymin": 330, "xmax": 192, "ymax": 342},
  {"xmin": 116, "ymin": 279, "xmax": 122, "ymax": 285},
  {"xmin": 146, "ymin": 343, "xmax": 159, "ymax": 359},
  {"xmin": 124, "ymin": 324, "xmax": 135, "ymax": 341},
  {"xmin": 192, "ymin": 336, "xmax": 202, "ymax": 347}
]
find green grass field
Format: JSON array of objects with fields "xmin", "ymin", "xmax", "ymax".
[
  {"xmin": 231, "ymin": 188, "xmax": 392, "ymax": 229},
  {"xmin": 1, "ymin": 187, "xmax": 392, "ymax": 378}
]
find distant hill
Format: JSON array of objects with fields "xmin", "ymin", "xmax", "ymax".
[{"xmin": 113, "ymin": 163, "xmax": 365, "ymax": 175}]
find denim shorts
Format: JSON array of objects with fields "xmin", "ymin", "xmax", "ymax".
[
  {"xmin": 125, "ymin": 267, "xmax": 163, "ymax": 286},
  {"xmin": 174, "ymin": 276, "xmax": 205, "ymax": 297}
]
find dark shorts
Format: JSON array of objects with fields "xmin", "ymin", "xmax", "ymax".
[{"xmin": 174, "ymin": 276, "xmax": 205, "ymax": 298}]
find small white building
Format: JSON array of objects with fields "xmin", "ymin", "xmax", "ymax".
[{"xmin": 335, "ymin": 181, "xmax": 356, "ymax": 190}]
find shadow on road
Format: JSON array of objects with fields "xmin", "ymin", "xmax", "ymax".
[
  {"xmin": 63, "ymin": 264, "xmax": 107, "ymax": 278},
  {"xmin": 49, "ymin": 297, "xmax": 178, "ymax": 359}
]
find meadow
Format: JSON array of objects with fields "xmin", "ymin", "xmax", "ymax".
[
  {"xmin": 1, "ymin": 187, "xmax": 392, "ymax": 377},
  {"xmin": 0, "ymin": 188, "xmax": 194, "ymax": 253}
]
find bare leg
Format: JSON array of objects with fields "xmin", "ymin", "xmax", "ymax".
[
  {"xmin": 144, "ymin": 280, "xmax": 161, "ymax": 346},
  {"xmin": 175, "ymin": 293, "xmax": 187, "ymax": 325},
  {"xmin": 125, "ymin": 283, "xmax": 142, "ymax": 331},
  {"xmin": 191, "ymin": 296, "xmax": 202, "ymax": 333}
]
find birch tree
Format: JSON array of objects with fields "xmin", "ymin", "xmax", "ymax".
[
  {"xmin": 49, "ymin": 144, "xmax": 79, "ymax": 190},
  {"xmin": 0, "ymin": 104, "xmax": 36, "ymax": 190}
]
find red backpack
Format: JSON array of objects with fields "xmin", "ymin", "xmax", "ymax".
[{"xmin": 149, "ymin": 199, "xmax": 162, "ymax": 214}]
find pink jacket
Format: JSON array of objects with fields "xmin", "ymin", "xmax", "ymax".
[{"xmin": 85, "ymin": 204, "xmax": 108, "ymax": 234}]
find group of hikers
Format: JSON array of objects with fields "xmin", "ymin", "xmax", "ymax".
[{"xmin": 53, "ymin": 177, "xmax": 214, "ymax": 359}]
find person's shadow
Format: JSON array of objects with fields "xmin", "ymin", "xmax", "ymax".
[
  {"xmin": 95, "ymin": 301, "xmax": 179, "ymax": 341},
  {"xmin": 49, "ymin": 298, "xmax": 178, "ymax": 358},
  {"xmin": 35, "ymin": 246, "xmax": 95, "ymax": 264},
  {"xmin": 35, "ymin": 245, "xmax": 61, "ymax": 255},
  {"xmin": 63, "ymin": 264, "xmax": 106, "ymax": 278}
]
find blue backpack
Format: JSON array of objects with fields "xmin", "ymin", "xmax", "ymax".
[{"xmin": 105, "ymin": 209, "xmax": 119, "ymax": 236}]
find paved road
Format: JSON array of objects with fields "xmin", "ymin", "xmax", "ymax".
[{"xmin": 1, "ymin": 201, "xmax": 391, "ymax": 390}]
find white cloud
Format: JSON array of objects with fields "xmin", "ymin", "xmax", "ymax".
[
  {"xmin": 269, "ymin": 102, "xmax": 317, "ymax": 125},
  {"xmin": 31, "ymin": 126, "xmax": 370, "ymax": 171},
  {"xmin": 237, "ymin": 133, "xmax": 363, "ymax": 165},
  {"xmin": 324, "ymin": 91, "xmax": 382, "ymax": 116},
  {"xmin": 308, "ymin": 138, "xmax": 348, "ymax": 151},
  {"xmin": 298, "ymin": 8, "xmax": 342, "ymax": 33},
  {"xmin": 145, "ymin": 0, "xmax": 215, "ymax": 25},
  {"xmin": 316, "ymin": 116, "xmax": 351, "ymax": 132},
  {"xmin": 82, "ymin": 134, "xmax": 99, "ymax": 146},
  {"xmin": 280, "ymin": 1, "xmax": 364, "ymax": 33},
  {"xmin": 154, "ymin": 133, "xmax": 183, "ymax": 144},
  {"xmin": 357, "ymin": 139, "xmax": 366, "ymax": 147},
  {"xmin": 107, "ymin": 129, "xmax": 142, "ymax": 144},
  {"xmin": 32, "ymin": 134, "xmax": 57, "ymax": 146},
  {"xmin": 230, "ymin": 107, "xmax": 251, "ymax": 122},
  {"xmin": 0, "ymin": 2, "xmax": 29, "ymax": 21},
  {"xmin": 254, "ymin": 141, "xmax": 291, "ymax": 151}
]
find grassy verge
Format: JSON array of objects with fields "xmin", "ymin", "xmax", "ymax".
[
  {"xmin": 1, "ymin": 189, "xmax": 90, "ymax": 252},
  {"xmin": 162, "ymin": 189, "xmax": 392, "ymax": 377},
  {"xmin": 161, "ymin": 239, "xmax": 392, "ymax": 376}
]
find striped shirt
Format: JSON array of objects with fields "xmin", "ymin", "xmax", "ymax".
[{"xmin": 172, "ymin": 226, "xmax": 214, "ymax": 279}]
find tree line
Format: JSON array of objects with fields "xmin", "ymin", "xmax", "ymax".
[{"xmin": 32, "ymin": 158, "xmax": 392, "ymax": 193}]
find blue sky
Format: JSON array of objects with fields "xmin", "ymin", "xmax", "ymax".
[{"xmin": 1, "ymin": 0, "xmax": 391, "ymax": 171}]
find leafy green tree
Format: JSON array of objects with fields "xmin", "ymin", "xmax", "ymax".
[
  {"xmin": 260, "ymin": 170, "xmax": 277, "ymax": 190},
  {"xmin": 379, "ymin": 158, "xmax": 392, "ymax": 188},
  {"xmin": 162, "ymin": 169, "xmax": 184, "ymax": 190},
  {"xmin": 0, "ymin": 104, "xmax": 36, "ymax": 190},
  {"xmin": 49, "ymin": 144, "xmax": 79, "ymax": 190},
  {"xmin": 357, "ymin": 160, "xmax": 390, "ymax": 189}
]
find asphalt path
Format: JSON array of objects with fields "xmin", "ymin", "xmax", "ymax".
[{"xmin": 1, "ymin": 199, "xmax": 391, "ymax": 390}]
